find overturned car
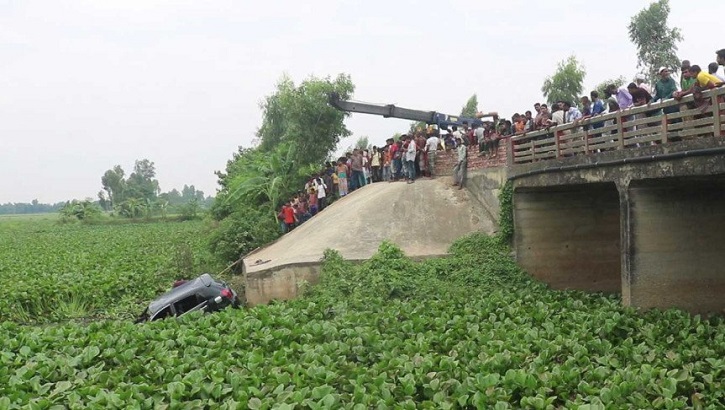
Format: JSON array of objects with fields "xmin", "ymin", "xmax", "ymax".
[{"xmin": 136, "ymin": 273, "xmax": 241, "ymax": 322}]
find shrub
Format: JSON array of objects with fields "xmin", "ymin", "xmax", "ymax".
[{"xmin": 207, "ymin": 206, "xmax": 280, "ymax": 262}]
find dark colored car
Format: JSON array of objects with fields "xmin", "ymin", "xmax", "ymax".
[{"xmin": 135, "ymin": 273, "xmax": 241, "ymax": 322}]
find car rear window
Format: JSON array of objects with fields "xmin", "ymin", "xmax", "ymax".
[{"xmin": 174, "ymin": 294, "xmax": 205, "ymax": 315}]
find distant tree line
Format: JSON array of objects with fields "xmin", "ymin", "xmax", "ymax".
[
  {"xmin": 0, "ymin": 159, "xmax": 213, "ymax": 220},
  {"xmin": 0, "ymin": 200, "xmax": 66, "ymax": 215},
  {"xmin": 99, "ymin": 159, "xmax": 213, "ymax": 220}
]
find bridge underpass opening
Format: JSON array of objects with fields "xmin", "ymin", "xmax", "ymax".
[
  {"xmin": 625, "ymin": 176, "xmax": 725, "ymax": 314},
  {"xmin": 514, "ymin": 183, "xmax": 621, "ymax": 293}
]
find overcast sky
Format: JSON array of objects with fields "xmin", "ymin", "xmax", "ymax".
[{"xmin": 1, "ymin": 0, "xmax": 723, "ymax": 203}]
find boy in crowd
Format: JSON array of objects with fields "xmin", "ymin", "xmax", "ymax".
[{"xmin": 336, "ymin": 159, "xmax": 348, "ymax": 197}]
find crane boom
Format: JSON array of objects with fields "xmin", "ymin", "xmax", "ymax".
[{"xmin": 328, "ymin": 92, "xmax": 496, "ymax": 129}]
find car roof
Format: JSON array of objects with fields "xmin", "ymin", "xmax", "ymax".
[{"xmin": 148, "ymin": 273, "xmax": 217, "ymax": 315}]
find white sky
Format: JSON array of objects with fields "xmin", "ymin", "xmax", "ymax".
[{"xmin": 1, "ymin": 0, "xmax": 723, "ymax": 203}]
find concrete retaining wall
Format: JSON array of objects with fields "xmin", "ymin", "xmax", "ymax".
[
  {"xmin": 432, "ymin": 142, "xmax": 508, "ymax": 176},
  {"xmin": 244, "ymin": 263, "xmax": 322, "ymax": 306},
  {"xmin": 466, "ymin": 167, "xmax": 508, "ymax": 225}
]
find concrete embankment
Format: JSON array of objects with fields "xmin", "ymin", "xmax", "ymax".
[{"xmin": 242, "ymin": 176, "xmax": 501, "ymax": 305}]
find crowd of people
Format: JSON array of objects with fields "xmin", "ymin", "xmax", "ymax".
[
  {"xmin": 276, "ymin": 128, "xmax": 492, "ymax": 232},
  {"xmin": 517, "ymin": 52, "xmax": 725, "ymax": 137},
  {"xmin": 277, "ymin": 49, "xmax": 725, "ymax": 232}
]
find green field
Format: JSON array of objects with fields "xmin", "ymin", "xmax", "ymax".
[
  {"xmin": 0, "ymin": 217, "xmax": 223, "ymax": 324},
  {"xmin": 1, "ymin": 221, "xmax": 724, "ymax": 408}
]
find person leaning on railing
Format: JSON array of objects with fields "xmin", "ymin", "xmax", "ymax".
[
  {"xmin": 652, "ymin": 67, "xmax": 681, "ymax": 124},
  {"xmin": 674, "ymin": 64, "xmax": 724, "ymax": 121},
  {"xmin": 674, "ymin": 65, "xmax": 724, "ymax": 100}
]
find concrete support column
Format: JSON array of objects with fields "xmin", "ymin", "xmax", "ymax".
[
  {"xmin": 625, "ymin": 178, "xmax": 725, "ymax": 314},
  {"xmin": 618, "ymin": 183, "xmax": 633, "ymax": 306},
  {"xmin": 514, "ymin": 183, "xmax": 621, "ymax": 292}
]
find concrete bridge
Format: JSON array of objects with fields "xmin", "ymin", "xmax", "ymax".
[
  {"xmin": 243, "ymin": 88, "xmax": 724, "ymax": 315},
  {"xmin": 507, "ymin": 87, "xmax": 725, "ymax": 314}
]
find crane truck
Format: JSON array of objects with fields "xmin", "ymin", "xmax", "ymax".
[{"xmin": 328, "ymin": 92, "xmax": 497, "ymax": 131}]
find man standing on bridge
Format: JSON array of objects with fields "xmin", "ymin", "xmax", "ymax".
[
  {"xmin": 717, "ymin": 49, "xmax": 725, "ymax": 68},
  {"xmin": 653, "ymin": 67, "xmax": 680, "ymax": 124},
  {"xmin": 425, "ymin": 131, "xmax": 440, "ymax": 178},
  {"xmin": 452, "ymin": 137, "xmax": 467, "ymax": 190}
]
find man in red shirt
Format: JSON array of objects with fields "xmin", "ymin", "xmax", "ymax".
[{"xmin": 282, "ymin": 202, "xmax": 297, "ymax": 232}]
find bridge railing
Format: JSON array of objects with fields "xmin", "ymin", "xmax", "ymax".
[{"xmin": 508, "ymin": 87, "xmax": 725, "ymax": 165}]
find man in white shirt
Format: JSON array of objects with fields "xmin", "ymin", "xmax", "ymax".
[
  {"xmin": 425, "ymin": 133, "xmax": 440, "ymax": 178},
  {"xmin": 404, "ymin": 136, "xmax": 417, "ymax": 183},
  {"xmin": 708, "ymin": 62, "xmax": 725, "ymax": 82},
  {"xmin": 313, "ymin": 176, "xmax": 327, "ymax": 211},
  {"xmin": 451, "ymin": 125, "xmax": 463, "ymax": 142},
  {"xmin": 452, "ymin": 137, "xmax": 467, "ymax": 190},
  {"xmin": 562, "ymin": 101, "xmax": 582, "ymax": 123},
  {"xmin": 473, "ymin": 124, "xmax": 485, "ymax": 147},
  {"xmin": 550, "ymin": 102, "xmax": 565, "ymax": 126}
]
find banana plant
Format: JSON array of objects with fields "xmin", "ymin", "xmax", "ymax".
[{"xmin": 225, "ymin": 143, "xmax": 298, "ymax": 221}]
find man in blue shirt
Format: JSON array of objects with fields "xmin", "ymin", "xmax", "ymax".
[{"xmin": 588, "ymin": 91, "xmax": 606, "ymax": 129}]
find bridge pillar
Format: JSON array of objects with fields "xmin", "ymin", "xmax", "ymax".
[
  {"xmin": 622, "ymin": 177, "xmax": 725, "ymax": 314},
  {"xmin": 513, "ymin": 183, "xmax": 621, "ymax": 292}
]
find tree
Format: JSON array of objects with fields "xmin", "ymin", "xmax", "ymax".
[
  {"xmin": 257, "ymin": 73, "xmax": 355, "ymax": 167},
  {"xmin": 159, "ymin": 188, "xmax": 182, "ymax": 206},
  {"xmin": 541, "ymin": 56, "xmax": 586, "ymax": 106},
  {"xmin": 125, "ymin": 159, "xmax": 160, "ymax": 202},
  {"xmin": 460, "ymin": 94, "xmax": 478, "ymax": 117},
  {"xmin": 628, "ymin": 0, "xmax": 683, "ymax": 84},
  {"xmin": 97, "ymin": 191, "xmax": 110, "ymax": 211},
  {"xmin": 209, "ymin": 72, "xmax": 354, "ymax": 262},
  {"xmin": 115, "ymin": 197, "xmax": 146, "ymax": 218},
  {"xmin": 225, "ymin": 143, "xmax": 299, "ymax": 221},
  {"xmin": 354, "ymin": 136, "xmax": 370, "ymax": 150},
  {"xmin": 59, "ymin": 199, "xmax": 102, "ymax": 222},
  {"xmin": 179, "ymin": 198, "xmax": 202, "ymax": 221},
  {"xmin": 409, "ymin": 121, "xmax": 427, "ymax": 134},
  {"xmin": 101, "ymin": 165, "xmax": 126, "ymax": 209},
  {"xmin": 156, "ymin": 199, "xmax": 169, "ymax": 221}
]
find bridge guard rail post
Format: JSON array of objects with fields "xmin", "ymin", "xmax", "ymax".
[
  {"xmin": 584, "ymin": 128, "xmax": 589, "ymax": 154},
  {"xmin": 616, "ymin": 111, "xmax": 624, "ymax": 150},
  {"xmin": 661, "ymin": 114, "xmax": 669, "ymax": 144},
  {"xmin": 531, "ymin": 137, "xmax": 536, "ymax": 162},
  {"xmin": 507, "ymin": 137, "xmax": 514, "ymax": 166},
  {"xmin": 714, "ymin": 88, "xmax": 723, "ymax": 137},
  {"xmin": 555, "ymin": 131, "xmax": 561, "ymax": 159}
]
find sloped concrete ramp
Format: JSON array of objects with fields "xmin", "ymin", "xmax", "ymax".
[{"xmin": 243, "ymin": 178, "xmax": 496, "ymax": 305}]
